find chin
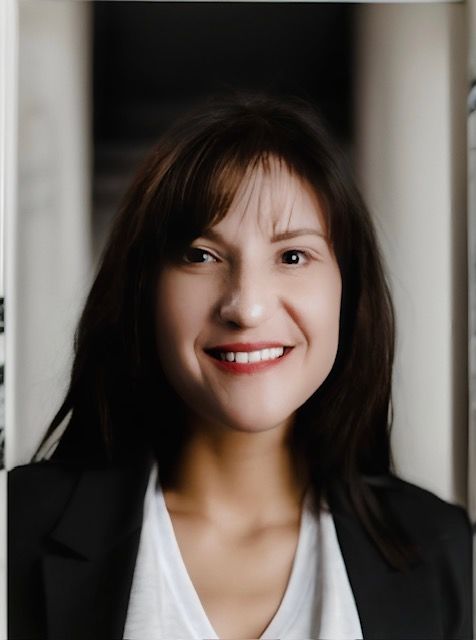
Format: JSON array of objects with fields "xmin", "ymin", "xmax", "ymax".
[
  {"xmin": 184, "ymin": 391, "xmax": 298, "ymax": 436},
  {"xmin": 213, "ymin": 411, "xmax": 294, "ymax": 435}
]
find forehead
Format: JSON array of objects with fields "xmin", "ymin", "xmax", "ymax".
[{"xmin": 212, "ymin": 157, "xmax": 327, "ymax": 237}]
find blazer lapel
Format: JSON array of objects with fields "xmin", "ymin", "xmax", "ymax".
[
  {"xmin": 328, "ymin": 480, "xmax": 443, "ymax": 640},
  {"xmin": 42, "ymin": 458, "xmax": 152, "ymax": 640}
]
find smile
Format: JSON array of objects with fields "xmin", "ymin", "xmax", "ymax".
[
  {"xmin": 218, "ymin": 346, "xmax": 284, "ymax": 363},
  {"xmin": 204, "ymin": 343, "xmax": 293, "ymax": 374}
]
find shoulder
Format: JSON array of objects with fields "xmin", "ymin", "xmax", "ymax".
[
  {"xmin": 349, "ymin": 475, "xmax": 474, "ymax": 638},
  {"xmin": 9, "ymin": 459, "xmax": 82, "ymax": 489},
  {"xmin": 9, "ymin": 457, "xmax": 152, "ymax": 531},
  {"xmin": 9, "ymin": 461, "xmax": 82, "ymax": 507},
  {"xmin": 365, "ymin": 473, "xmax": 473, "ymax": 561},
  {"xmin": 365, "ymin": 472, "xmax": 471, "ymax": 516},
  {"xmin": 8, "ymin": 461, "xmax": 84, "ymax": 539}
]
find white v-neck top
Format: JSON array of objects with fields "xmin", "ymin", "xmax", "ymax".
[{"xmin": 123, "ymin": 464, "xmax": 363, "ymax": 640}]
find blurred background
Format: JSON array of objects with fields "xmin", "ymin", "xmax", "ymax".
[
  {"xmin": 92, "ymin": 2, "xmax": 353, "ymax": 256},
  {"xmin": 1, "ymin": 0, "xmax": 475, "ymax": 634}
]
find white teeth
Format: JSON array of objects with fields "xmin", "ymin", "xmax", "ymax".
[{"xmin": 218, "ymin": 346, "xmax": 285, "ymax": 363}]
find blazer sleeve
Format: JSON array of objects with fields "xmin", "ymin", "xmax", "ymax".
[
  {"xmin": 438, "ymin": 503, "xmax": 474, "ymax": 639},
  {"xmin": 382, "ymin": 476, "xmax": 474, "ymax": 639}
]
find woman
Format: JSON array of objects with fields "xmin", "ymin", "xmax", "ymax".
[{"xmin": 9, "ymin": 92, "xmax": 473, "ymax": 639}]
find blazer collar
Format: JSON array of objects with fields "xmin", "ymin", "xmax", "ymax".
[
  {"xmin": 42, "ymin": 456, "xmax": 153, "ymax": 640},
  {"xmin": 47, "ymin": 457, "xmax": 153, "ymax": 558}
]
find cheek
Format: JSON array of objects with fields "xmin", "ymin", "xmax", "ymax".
[
  {"xmin": 300, "ymin": 277, "xmax": 341, "ymax": 386},
  {"xmin": 291, "ymin": 267, "xmax": 342, "ymax": 342},
  {"xmin": 315, "ymin": 278, "xmax": 342, "ymax": 334},
  {"xmin": 298, "ymin": 272, "xmax": 342, "ymax": 396},
  {"xmin": 155, "ymin": 271, "xmax": 216, "ymax": 359}
]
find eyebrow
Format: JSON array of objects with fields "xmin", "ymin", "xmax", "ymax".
[{"xmin": 202, "ymin": 227, "xmax": 327, "ymax": 244}]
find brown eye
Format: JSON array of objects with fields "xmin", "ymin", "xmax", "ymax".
[
  {"xmin": 183, "ymin": 247, "xmax": 217, "ymax": 264},
  {"xmin": 281, "ymin": 250, "xmax": 306, "ymax": 265}
]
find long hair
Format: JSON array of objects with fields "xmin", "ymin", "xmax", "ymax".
[{"xmin": 34, "ymin": 91, "xmax": 411, "ymax": 569}]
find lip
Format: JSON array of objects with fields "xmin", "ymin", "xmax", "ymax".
[{"xmin": 204, "ymin": 343, "xmax": 294, "ymax": 375}]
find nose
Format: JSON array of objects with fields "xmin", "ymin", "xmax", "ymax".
[{"xmin": 217, "ymin": 264, "xmax": 275, "ymax": 329}]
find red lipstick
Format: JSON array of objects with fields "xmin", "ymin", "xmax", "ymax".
[{"xmin": 204, "ymin": 343, "xmax": 293, "ymax": 375}]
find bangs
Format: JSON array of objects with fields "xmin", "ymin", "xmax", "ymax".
[{"xmin": 154, "ymin": 124, "xmax": 330, "ymax": 261}]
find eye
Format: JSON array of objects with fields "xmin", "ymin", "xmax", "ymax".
[
  {"xmin": 281, "ymin": 249, "xmax": 308, "ymax": 265},
  {"xmin": 183, "ymin": 247, "xmax": 217, "ymax": 264}
]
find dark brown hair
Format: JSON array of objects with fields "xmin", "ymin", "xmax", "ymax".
[{"xmin": 35, "ymin": 91, "xmax": 412, "ymax": 569}]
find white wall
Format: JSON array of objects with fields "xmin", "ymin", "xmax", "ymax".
[
  {"xmin": 355, "ymin": 4, "xmax": 468, "ymax": 506},
  {"xmin": 8, "ymin": 0, "xmax": 93, "ymax": 467}
]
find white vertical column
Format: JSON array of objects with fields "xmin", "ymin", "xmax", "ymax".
[
  {"xmin": 12, "ymin": 0, "xmax": 93, "ymax": 467},
  {"xmin": 0, "ymin": 0, "xmax": 18, "ymax": 634},
  {"xmin": 354, "ymin": 4, "xmax": 468, "ymax": 506}
]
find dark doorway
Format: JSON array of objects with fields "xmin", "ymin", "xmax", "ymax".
[{"xmin": 93, "ymin": 2, "xmax": 355, "ymax": 254}]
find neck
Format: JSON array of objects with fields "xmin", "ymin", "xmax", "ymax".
[{"xmin": 161, "ymin": 414, "xmax": 308, "ymax": 528}]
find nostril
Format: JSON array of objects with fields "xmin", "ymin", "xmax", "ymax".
[{"xmin": 220, "ymin": 318, "xmax": 242, "ymax": 330}]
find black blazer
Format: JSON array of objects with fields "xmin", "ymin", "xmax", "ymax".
[{"xmin": 8, "ymin": 457, "xmax": 474, "ymax": 640}]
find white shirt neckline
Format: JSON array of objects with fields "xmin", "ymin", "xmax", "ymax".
[
  {"xmin": 154, "ymin": 474, "xmax": 218, "ymax": 638},
  {"xmin": 123, "ymin": 463, "xmax": 364, "ymax": 640},
  {"xmin": 155, "ymin": 469, "xmax": 315, "ymax": 639}
]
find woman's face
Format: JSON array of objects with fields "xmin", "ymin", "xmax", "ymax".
[{"xmin": 155, "ymin": 159, "xmax": 342, "ymax": 436}]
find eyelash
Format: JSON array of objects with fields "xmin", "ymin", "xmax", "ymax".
[
  {"xmin": 183, "ymin": 248, "xmax": 217, "ymax": 264},
  {"xmin": 183, "ymin": 247, "xmax": 311, "ymax": 266},
  {"xmin": 281, "ymin": 249, "xmax": 309, "ymax": 265}
]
